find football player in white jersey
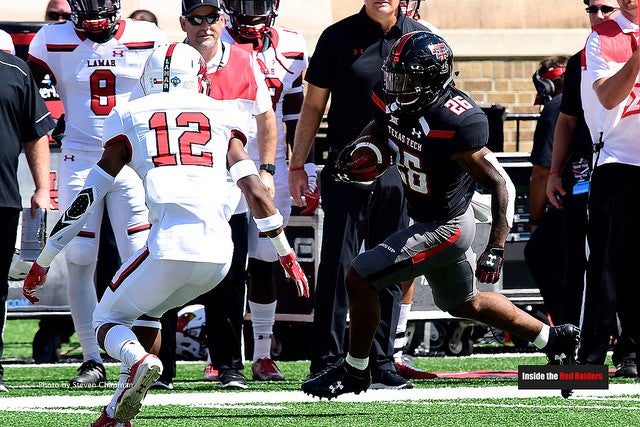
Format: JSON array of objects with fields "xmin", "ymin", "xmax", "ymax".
[
  {"xmin": 23, "ymin": 42, "xmax": 308, "ymax": 426},
  {"xmin": 220, "ymin": 0, "xmax": 314, "ymax": 382},
  {"xmin": 27, "ymin": 0, "xmax": 167, "ymax": 387},
  {"xmin": 180, "ymin": 0, "xmax": 278, "ymax": 388}
]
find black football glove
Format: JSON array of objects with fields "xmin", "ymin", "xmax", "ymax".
[
  {"xmin": 475, "ymin": 245, "xmax": 504, "ymax": 284},
  {"xmin": 51, "ymin": 114, "xmax": 65, "ymax": 146}
]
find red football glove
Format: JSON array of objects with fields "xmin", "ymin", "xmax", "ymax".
[
  {"xmin": 300, "ymin": 186, "xmax": 320, "ymax": 216},
  {"xmin": 475, "ymin": 246, "xmax": 504, "ymax": 284},
  {"xmin": 279, "ymin": 251, "xmax": 309, "ymax": 298},
  {"xmin": 22, "ymin": 261, "xmax": 49, "ymax": 304}
]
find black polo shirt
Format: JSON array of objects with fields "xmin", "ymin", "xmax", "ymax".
[
  {"xmin": 305, "ymin": 7, "xmax": 427, "ymax": 151},
  {"xmin": 0, "ymin": 51, "xmax": 55, "ymax": 209},
  {"xmin": 559, "ymin": 50, "xmax": 593, "ymax": 154}
]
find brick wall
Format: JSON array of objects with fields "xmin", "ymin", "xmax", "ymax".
[{"xmin": 455, "ymin": 58, "xmax": 544, "ymax": 153}]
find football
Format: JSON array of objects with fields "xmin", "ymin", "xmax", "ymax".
[{"xmin": 334, "ymin": 133, "xmax": 393, "ymax": 182}]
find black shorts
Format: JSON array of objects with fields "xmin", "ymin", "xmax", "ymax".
[{"xmin": 352, "ymin": 206, "xmax": 477, "ymax": 311}]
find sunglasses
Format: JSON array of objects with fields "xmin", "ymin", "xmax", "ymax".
[
  {"xmin": 46, "ymin": 11, "xmax": 71, "ymax": 21},
  {"xmin": 585, "ymin": 5, "xmax": 618, "ymax": 14},
  {"xmin": 184, "ymin": 13, "xmax": 221, "ymax": 26}
]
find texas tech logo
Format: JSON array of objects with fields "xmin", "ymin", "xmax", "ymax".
[{"xmin": 429, "ymin": 43, "xmax": 449, "ymax": 61}]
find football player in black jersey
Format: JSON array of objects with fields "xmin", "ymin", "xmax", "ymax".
[{"xmin": 302, "ymin": 31, "xmax": 582, "ymax": 400}]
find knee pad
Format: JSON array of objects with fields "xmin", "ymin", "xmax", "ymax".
[{"xmin": 65, "ymin": 239, "xmax": 98, "ymax": 265}]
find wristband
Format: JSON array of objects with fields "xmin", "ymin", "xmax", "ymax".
[
  {"xmin": 549, "ymin": 170, "xmax": 561, "ymax": 176},
  {"xmin": 229, "ymin": 159, "xmax": 259, "ymax": 183},
  {"xmin": 254, "ymin": 209, "xmax": 284, "ymax": 232},
  {"xmin": 288, "ymin": 165, "xmax": 304, "ymax": 172}
]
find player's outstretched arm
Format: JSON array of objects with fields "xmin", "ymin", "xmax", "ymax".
[
  {"xmin": 22, "ymin": 139, "xmax": 128, "ymax": 303},
  {"xmin": 228, "ymin": 137, "xmax": 309, "ymax": 298}
]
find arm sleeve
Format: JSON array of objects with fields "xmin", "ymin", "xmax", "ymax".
[{"xmin": 42, "ymin": 166, "xmax": 114, "ymax": 256}]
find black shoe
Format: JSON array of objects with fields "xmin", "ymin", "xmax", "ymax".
[
  {"xmin": 545, "ymin": 324, "xmax": 580, "ymax": 365},
  {"xmin": 218, "ymin": 369, "xmax": 248, "ymax": 390},
  {"xmin": 370, "ymin": 369, "xmax": 413, "ymax": 390},
  {"xmin": 0, "ymin": 379, "xmax": 8, "ymax": 393},
  {"xmin": 614, "ymin": 358, "xmax": 638, "ymax": 378},
  {"xmin": 544, "ymin": 324, "xmax": 580, "ymax": 398},
  {"xmin": 301, "ymin": 362, "xmax": 371, "ymax": 399},
  {"xmin": 69, "ymin": 360, "xmax": 107, "ymax": 387},
  {"xmin": 306, "ymin": 366, "xmax": 333, "ymax": 381}
]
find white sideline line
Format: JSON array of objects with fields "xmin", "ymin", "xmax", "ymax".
[{"xmin": 1, "ymin": 384, "xmax": 639, "ymax": 411}]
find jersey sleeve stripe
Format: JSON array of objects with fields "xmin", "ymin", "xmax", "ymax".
[
  {"xmin": 282, "ymin": 52, "xmax": 304, "ymax": 60},
  {"xmin": 123, "ymin": 41, "xmax": 156, "ymax": 50},
  {"xmin": 427, "ymin": 129, "xmax": 456, "ymax": 138},
  {"xmin": 45, "ymin": 43, "xmax": 78, "ymax": 52}
]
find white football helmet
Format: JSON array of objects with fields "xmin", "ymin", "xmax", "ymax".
[
  {"xmin": 175, "ymin": 304, "xmax": 208, "ymax": 360},
  {"xmin": 140, "ymin": 42, "xmax": 210, "ymax": 96}
]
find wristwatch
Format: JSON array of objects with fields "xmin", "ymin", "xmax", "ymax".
[{"xmin": 259, "ymin": 163, "xmax": 276, "ymax": 175}]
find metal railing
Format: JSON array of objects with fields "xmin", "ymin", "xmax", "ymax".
[{"xmin": 505, "ymin": 113, "xmax": 540, "ymax": 151}]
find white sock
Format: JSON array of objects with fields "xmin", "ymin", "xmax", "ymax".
[
  {"xmin": 67, "ymin": 262, "xmax": 103, "ymax": 363},
  {"xmin": 106, "ymin": 366, "xmax": 130, "ymax": 418},
  {"xmin": 393, "ymin": 303, "xmax": 412, "ymax": 362},
  {"xmin": 533, "ymin": 324, "xmax": 551, "ymax": 349},
  {"xmin": 103, "ymin": 325, "xmax": 147, "ymax": 367},
  {"xmin": 345, "ymin": 353, "xmax": 369, "ymax": 371},
  {"xmin": 249, "ymin": 300, "xmax": 276, "ymax": 361},
  {"xmin": 396, "ymin": 303, "xmax": 411, "ymax": 335}
]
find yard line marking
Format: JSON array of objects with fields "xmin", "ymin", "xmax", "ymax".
[{"xmin": 0, "ymin": 384, "xmax": 639, "ymax": 410}]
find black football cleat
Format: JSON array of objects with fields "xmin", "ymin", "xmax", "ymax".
[
  {"xmin": 69, "ymin": 360, "xmax": 107, "ymax": 387},
  {"xmin": 301, "ymin": 362, "xmax": 371, "ymax": 399},
  {"xmin": 544, "ymin": 324, "xmax": 580, "ymax": 398}
]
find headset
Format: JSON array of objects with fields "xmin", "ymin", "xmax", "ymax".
[{"xmin": 532, "ymin": 66, "xmax": 565, "ymax": 105}]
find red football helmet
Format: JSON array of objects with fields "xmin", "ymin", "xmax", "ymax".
[
  {"xmin": 70, "ymin": 0, "xmax": 120, "ymax": 41},
  {"xmin": 334, "ymin": 133, "xmax": 393, "ymax": 183},
  {"xmin": 222, "ymin": 0, "xmax": 279, "ymax": 40}
]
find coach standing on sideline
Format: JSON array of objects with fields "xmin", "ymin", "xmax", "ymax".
[
  {"xmin": 288, "ymin": 0, "xmax": 427, "ymax": 388},
  {"xmin": 0, "ymin": 50, "xmax": 54, "ymax": 392},
  {"xmin": 579, "ymin": 0, "xmax": 640, "ymax": 377}
]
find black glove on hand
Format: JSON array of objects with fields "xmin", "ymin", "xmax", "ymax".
[
  {"xmin": 475, "ymin": 245, "xmax": 504, "ymax": 284},
  {"xmin": 51, "ymin": 114, "xmax": 65, "ymax": 146}
]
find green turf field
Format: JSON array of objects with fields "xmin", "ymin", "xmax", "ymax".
[{"xmin": 1, "ymin": 319, "xmax": 638, "ymax": 427}]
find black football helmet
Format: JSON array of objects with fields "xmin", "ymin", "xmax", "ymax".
[
  {"xmin": 382, "ymin": 31, "xmax": 454, "ymax": 113},
  {"xmin": 400, "ymin": 1, "xmax": 421, "ymax": 18},
  {"xmin": 70, "ymin": 0, "xmax": 120, "ymax": 40},
  {"xmin": 222, "ymin": 0, "xmax": 279, "ymax": 40}
]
